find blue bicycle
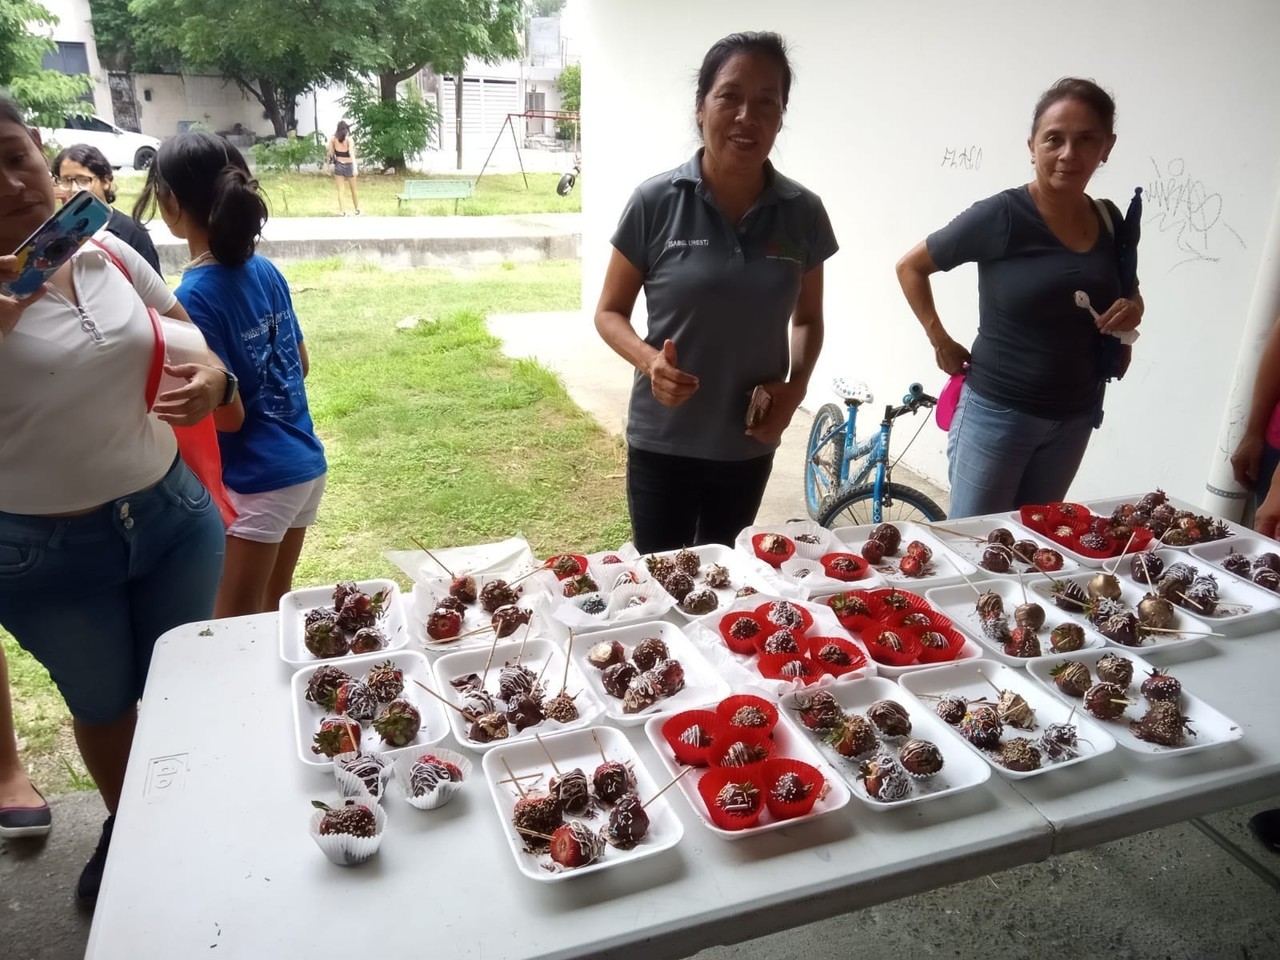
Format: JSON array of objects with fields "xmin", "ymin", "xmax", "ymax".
[{"xmin": 804, "ymin": 377, "xmax": 946, "ymax": 528}]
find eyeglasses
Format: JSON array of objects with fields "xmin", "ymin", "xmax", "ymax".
[{"xmin": 51, "ymin": 175, "xmax": 96, "ymax": 189}]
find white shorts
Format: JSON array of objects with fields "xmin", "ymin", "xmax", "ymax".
[{"xmin": 226, "ymin": 474, "xmax": 327, "ymax": 544}]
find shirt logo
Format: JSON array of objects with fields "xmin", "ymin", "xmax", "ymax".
[
  {"xmin": 665, "ymin": 238, "xmax": 710, "ymax": 248},
  {"xmin": 765, "ymin": 237, "xmax": 805, "ymax": 264}
]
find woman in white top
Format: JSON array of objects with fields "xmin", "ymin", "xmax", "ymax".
[{"xmin": 0, "ymin": 96, "xmax": 231, "ymax": 908}]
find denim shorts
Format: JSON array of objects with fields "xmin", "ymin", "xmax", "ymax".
[{"xmin": 0, "ymin": 457, "xmax": 225, "ymax": 724}]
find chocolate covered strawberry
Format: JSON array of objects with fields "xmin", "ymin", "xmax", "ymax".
[
  {"xmin": 1140, "ymin": 669, "xmax": 1182, "ymax": 703},
  {"xmin": 860, "ymin": 539, "xmax": 886, "ymax": 564},
  {"xmin": 304, "ymin": 614, "xmax": 349, "ymax": 659},
  {"xmin": 372, "ymin": 699, "xmax": 421, "ymax": 747},
  {"xmin": 305, "ymin": 665, "xmax": 352, "ymax": 705},
  {"xmin": 314, "ymin": 799, "xmax": 378, "ymax": 837},
  {"xmin": 312, "ymin": 717, "xmax": 361, "ymax": 757},
  {"xmin": 350, "ymin": 627, "xmax": 385, "ymax": 654},
  {"xmin": 491, "ymin": 604, "xmax": 531, "ymax": 638},
  {"xmin": 897, "ymin": 554, "xmax": 925, "ymax": 578},
  {"xmin": 550, "ymin": 821, "xmax": 605, "ymax": 868},
  {"xmin": 336, "ymin": 589, "xmax": 387, "ymax": 633},
  {"xmin": 364, "ymin": 660, "xmax": 404, "ymax": 702},
  {"xmin": 449, "ymin": 574, "xmax": 478, "ymax": 605},
  {"xmin": 427, "ymin": 607, "xmax": 463, "ymax": 641},
  {"xmin": 331, "ymin": 680, "xmax": 378, "ymax": 721},
  {"xmin": 905, "ymin": 540, "xmax": 933, "ymax": 562}
]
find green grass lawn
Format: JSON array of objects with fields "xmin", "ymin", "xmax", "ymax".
[
  {"xmin": 113, "ymin": 171, "xmax": 581, "ymax": 219},
  {"xmin": 4, "ymin": 258, "xmax": 629, "ymax": 794}
]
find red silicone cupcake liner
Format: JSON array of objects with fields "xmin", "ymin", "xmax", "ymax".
[
  {"xmin": 754, "ymin": 599, "xmax": 815, "ymax": 633},
  {"xmin": 1049, "ymin": 502, "xmax": 1091, "ymax": 524},
  {"xmin": 885, "ymin": 608, "xmax": 944, "ymax": 633},
  {"xmin": 756, "ymin": 652, "xmax": 823, "ymax": 685},
  {"xmin": 915, "ymin": 624, "xmax": 968, "ymax": 664},
  {"xmin": 543, "ymin": 553, "xmax": 589, "ymax": 580},
  {"xmin": 865, "ymin": 587, "xmax": 931, "ymax": 617},
  {"xmin": 751, "ymin": 533, "xmax": 797, "ymax": 568},
  {"xmin": 762, "ymin": 758, "xmax": 825, "ymax": 820},
  {"xmin": 715, "ymin": 694, "xmax": 779, "ymax": 736},
  {"xmin": 824, "ymin": 589, "xmax": 877, "ymax": 621},
  {"xmin": 661, "ymin": 710, "xmax": 726, "ymax": 767},
  {"xmin": 752, "ymin": 623, "xmax": 811, "ymax": 658},
  {"xmin": 862, "ymin": 626, "xmax": 924, "ymax": 667},
  {"xmin": 807, "ymin": 636, "xmax": 869, "ymax": 677},
  {"xmin": 706, "ymin": 728, "xmax": 778, "ymax": 769},
  {"xmin": 718, "ymin": 611, "xmax": 767, "ymax": 656},
  {"xmin": 696, "ymin": 767, "xmax": 766, "ymax": 830},
  {"xmin": 819, "ymin": 552, "xmax": 870, "ymax": 582}
]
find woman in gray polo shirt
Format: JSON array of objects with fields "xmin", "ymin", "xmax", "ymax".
[
  {"xmin": 896, "ymin": 77, "xmax": 1144, "ymax": 518},
  {"xmin": 594, "ymin": 31, "xmax": 838, "ymax": 553}
]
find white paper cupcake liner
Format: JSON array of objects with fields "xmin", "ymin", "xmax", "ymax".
[
  {"xmin": 308, "ymin": 797, "xmax": 387, "ymax": 866},
  {"xmin": 606, "ymin": 581, "xmax": 673, "ymax": 621},
  {"xmin": 332, "ymin": 751, "xmax": 394, "ymax": 803},
  {"xmin": 394, "ymin": 747, "xmax": 473, "ymax": 810}
]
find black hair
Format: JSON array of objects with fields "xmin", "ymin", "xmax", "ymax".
[
  {"xmin": 695, "ymin": 32, "xmax": 793, "ymax": 120},
  {"xmin": 0, "ymin": 94, "xmax": 24, "ymax": 126},
  {"xmin": 52, "ymin": 143, "xmax": 116, "ymax": 203},
  {"xmin": 1032, "ymin": 78, "xmax": 1116, "ymax": 136},
  {"xmin": 335, "ymin": 121, "xmax": 349, "ymax": 140},
  {"xmin": 134, "ymin": 132, "xmax": 267, "ymax": 267}
]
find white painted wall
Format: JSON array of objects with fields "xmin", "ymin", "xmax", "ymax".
[
  {"xmin": 131, "ymin": 74, "xmax": 278, "ymax": 138},
  {"xmin": 582, "ymin": 0, "xmax": 1280, "ymax": 510},
  {"xmin": 39, "ymin": 0, "xmax": 111, "ymax": 119}
]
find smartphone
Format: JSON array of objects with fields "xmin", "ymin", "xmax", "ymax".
[{"xmin": 2, "ymin": 191, "xmax": 112, "ymax": 298}]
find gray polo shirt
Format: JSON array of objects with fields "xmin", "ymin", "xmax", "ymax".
[
  {"xmin": 926, "ymin": 186, "xmax": 1124, "ymax": 419},
  {"xmin": 611, "ymin": 150, "xmax": 838, "ymax": 461}
]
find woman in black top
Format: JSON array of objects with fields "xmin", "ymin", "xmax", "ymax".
[
  {"xmin": 327, "ymin": 121, "xmax": 360, "ymax": 216},
  {"xmin": 896, "ymin": 77, "xmax": 1144, "ymax": 517},
  {"xmin": 51, "ymin": 144, "xmax": 163, "ymax": 275}
]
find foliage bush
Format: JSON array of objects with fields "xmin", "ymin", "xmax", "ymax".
[
  {"xmin": 341, "ymin": 81, "xmax": 439, "ymax": 170},
  {"xmin": 555, "ymin": 63, "xmax": 580, "ymax": 142},
  {"xmin": 251, "ymin": 131, "xmax": 326, "ymax": 173}
]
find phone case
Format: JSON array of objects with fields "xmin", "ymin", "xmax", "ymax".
[
  {"xmin": 745, "ymin": 384, "xmax": 773, "ymax": 428},
  {"xmin": 3, "ymin": 191, "xmax": 112, "ymax": 297}
]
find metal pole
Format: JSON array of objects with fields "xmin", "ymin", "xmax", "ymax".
[
  {"xmin": 510, "ymin": 114, "xmax": 528, "ymax": 189},
  {"xmin": 476, "ymin": 114, "xmax": 510, "ymax": 186}
]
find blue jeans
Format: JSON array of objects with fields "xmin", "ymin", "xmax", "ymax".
[
  {"xmin": 0, "ymin": 458, "xmax": 225, "ymax": 724},
  {"xmin": 946, "ymin": 385, "xmax": 1096, "ymax": 519}
]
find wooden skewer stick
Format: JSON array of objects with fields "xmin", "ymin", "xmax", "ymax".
[
  {"xmin": 1105, "ymin": 531, "xmax": 1139, "ymax": 575},
  {"xmin": 411, "ymin": 678, "xmax": 473, "ymax": 718},
  {"xmin": 560, "ymin": 630, "xmax": 574, "ymax": 697},
  {"xmin": 500, "ymin": 757, "xmax": 527, "ymax": 798},
  {"xmin": 410, "ymin": 536, "xmax": 455, "ymax": 578},
  {"xmin": 1141, "ymin": 625, "xmax": 1226, "ymax": 638},
  {"xmin": 481, "ymin": 629, "xmax": 504, "ymax": 684},
  {"xmin": 533, "ymin": 732, "xmax": 562, "ymax": 776},
  {"xmin": 956, "ymin": 566, "xmax": 986, "ymax": 599},
  {"xmin": 535, "ymin": 655, "xmax": 554, "ymax": 687},
  {"xmin": 592, "ymin": 730, "xmax": 609, "ymax": 765},
  {"xmin": 923, "ymin": 521, "xmax": 985, "ymax": 542},
  {"xmin": 643, "ymin": 766, "xmax": 694, "ymax": 809},
  {"xmin": 453, "ymin": 622, "xmax": 496, "ymax": 641},
  {"xmin": 514, "ymin": 615, "xmax": 535, "ymax": 666},
  {"xmin": 514, "ymin": 827, "xmax": 557, "ymax": 841},
  {"xmin": 1014, "ymin": 561, "xmax": 1027, "ymax": 606},
  {"xmin": 496, "ymin": 772, "xmax": 544, "ymax": 787}
]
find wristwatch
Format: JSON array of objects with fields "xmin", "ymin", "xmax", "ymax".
[{"xmin": 219, "ymin": 369, "xmax": 239, "ymax": 407}]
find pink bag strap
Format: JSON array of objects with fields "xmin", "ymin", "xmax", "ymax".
[{"xmin": 89, "ymin": 238, "xmax": 166, "ymax": 410}]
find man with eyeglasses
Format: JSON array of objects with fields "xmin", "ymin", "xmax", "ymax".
[{"xmin": 50, "ymin": 144, "xmax": 163, "ymax": 275}]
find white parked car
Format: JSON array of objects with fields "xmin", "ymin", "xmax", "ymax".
[{"xmin": 40, "ymin": 115, "xmax": 161, "ymax": 170}]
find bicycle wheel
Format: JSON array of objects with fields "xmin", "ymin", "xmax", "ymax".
[
  {"xmin": 804, "ymin": 403, "xmax": 846, "ymax": 520},
  {"xmin": 817, "ymin": 481, "xmax": 947, "ymax": 529}
]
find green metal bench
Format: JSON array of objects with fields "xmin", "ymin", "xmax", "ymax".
[{"xmin": 396, "ymin": 178, "xmax": 476, "ymax": 213}]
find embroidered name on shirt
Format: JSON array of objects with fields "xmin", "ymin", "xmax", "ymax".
[{"xmin": 666, "ymin": 239, "xmax": 710, "ymax": 248}]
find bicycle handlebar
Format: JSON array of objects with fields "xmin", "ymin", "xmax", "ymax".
[{"xmin": 884, "ymin": 384, "xmax": 938, "ymax": 422}]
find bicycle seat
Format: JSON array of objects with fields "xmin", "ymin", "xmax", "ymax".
[{"xmin": 831, "ymin": 377, "xmax": 874, "ymax": 406}]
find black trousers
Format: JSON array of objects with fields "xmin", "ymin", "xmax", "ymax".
[{"xmin": 626, "ymin": 445, "xmax": 775, "ymax": 555}]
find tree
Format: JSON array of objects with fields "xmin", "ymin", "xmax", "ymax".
[
  {"xmin": 0, "ymin": 0, "xmax": 93, "ymax": 125},
  {"xmin": 127, "ymin": 0, "xmax": 348, "ymax": 136},
  {"xmin": 88, "ymin": 0, "xmax": 180, "ymax": 73},
  {"xmin": 555, "ymin": 62, "xmax": 578, "ymax": 142},
  {"xmin": 340, "ymin": 0, "xmax": 523, "ymax": 168},
  {"xmin": 529, "ymin": 0, "xmax": 564, "ymax": 15},
  {"xmin": 340, "ymin": 79, "xmax": 439, "ymax": 171}
]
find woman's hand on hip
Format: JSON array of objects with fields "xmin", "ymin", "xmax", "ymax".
[
  {"xmin": 647, "ymin": 339, "xmax": 699, "ymax": 407},
  {"xmin": 745, "ymin": 380, "xmax": 805, "ymax": 445},
  {"xmin": 1231, "ymin": 433, "xmax": 1264, "ymax": 490},
  {"xmin": 934, "ymin": 336, "xmax": 971, "ymax": 376},
  {"xmin": 151, "ymin": 363, "xmax": 226, "ymax": 425},
  {"xmin": 1097, "ymin": 297, "xmax": 1143, "ymax": 334}
]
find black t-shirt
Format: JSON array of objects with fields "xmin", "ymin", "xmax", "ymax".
[
  {"xmin": 927, "ymin": 186, "xmax": 1123, "ymax": 419},
  {"xmin": 106, "ymin": 208, "xmax": 163, "ymax": 278}
]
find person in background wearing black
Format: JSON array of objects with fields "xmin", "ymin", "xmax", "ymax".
[{"xmin": 51, "ymin": 144, "xmax": 163, "ymax": 276}]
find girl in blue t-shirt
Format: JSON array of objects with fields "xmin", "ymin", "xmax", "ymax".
[{"xmin": 134, "ymin": 133, "xmax": 328, "ymax": 617}]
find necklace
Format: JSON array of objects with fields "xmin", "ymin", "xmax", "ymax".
[{"xmin": 182, "ymin": 251, "xmax": 216, "ymax": 272}]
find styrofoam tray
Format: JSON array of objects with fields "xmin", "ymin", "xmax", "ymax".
[
  {"xmin": 432, "ymin": 637, "xmax": 604, "ymax": 751},
  {"xmin": 290, "ymin": 650, "xmax": 450, "ymax": 768},
  {"xmin": 1190, "ymin": 534, "xmax": 1280, "ymax": 604},
  {"xmin": 1084, "ymin": 493, "xmax": 1251, "ymax": 546},
  {"xmin": 279, "ymin": 579, "xmax": 408, "ymax": 667},
  {"xmin": 806, "ymin": 591, "xmax": 985, "ymax": 680},
  {"xmin": 386, "ymin": 536, "xmax": 536, "ymax": 586},
  {"xmin": 926, "ymin": 581, "xmax": 1109, "ymax": 668},
  {"xmin": 830, "ymin": 520, "xmax": 979, "ymax": 589},
  {"xmin": 734, "ymin": 520, "xmax": 844, "ymax": 564},
  {"xmin": 638, "ymin": 543, "xmax": 786, "ymax": 621},
  {"xmin": 643, "ymin": 702, "xmax": 852, "ymax": 838},
  {"xmin": 779, "ymin": 677, "xmax": 990, "ymax": 810},
  {"xmin": 898, "ymin": 660, "xmax": 1117, "ymax": 779},
  {"xmin": 408, "ymin": 569, "xmax": 559, "ymax": 653},
  {"xmin": 481, "ymin": 725, "xmax": 682, "ymax": 881},
  {"xmin": 685, "ymin": 594, "xmax": 877, "ymax": 695},
  {"xmin": 1114, "ymin": 548, "xmax": 1280, "ymax": 628},
  {"xmin": 1025, "ymin": 648, "xmax": 1243, "ymax": 758},
  {"xmin": 922, "ymin": 516, "xmax": 1080, "ymax": 579},
  {"xmin": 573, "ymin": 621, "xmax": 730, "ymax": 726},
  {"xmin": 773, "ymin": 555, "xmax": 887, "ymax": 599},
  {"xmin": 1028, "ymin": 571, "xmax": 1213, "ymax": 654}
]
